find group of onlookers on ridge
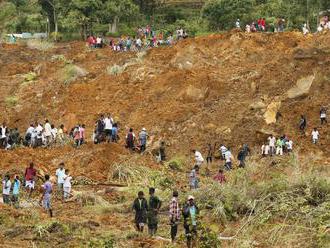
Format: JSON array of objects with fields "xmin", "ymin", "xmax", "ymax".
[{"xmin": 86, "ymin": 25, "xmax": 188, "ymax": 52}]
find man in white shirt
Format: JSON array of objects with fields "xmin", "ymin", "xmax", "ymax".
[
  {"xmin": 35, "ymin": 123, "xmax": 43, "ymax": 147},
  {"xmin": 224, "ymin": 148, "xmax": 233, "ymax": 170},
  {"xmin": 261, "ymin": 143, "xmax": 270, "ymax": 156},
  {"xmin": 286, "ymin": 140, "xmax": 293, "ymax": 152},
  {"xmin": 63, "ymin": 169, "xmax": 72, "ymax": 199},
  {"xmin": 219, "ymin": 144, "xmax": 228, "ymax": 160},
  {"xmin": 311, "ymin": 128, "xmax": 320, "ymax": 144},
  {"xmin": 0, "ymin": 122, "xmax": 8, "ymax": 149},
  {"xmin": 104, "ymin": 114, "xmax": 113, "ymax": 142},
  {"xmin": 268, "ymin": 134, "xmax": 276, "ymax": 156},
  {"xmin": 192, "ymin": 150, "xmax": 204, "ymax": 167},
  {"xmin": 2, "ymin": 175, "xmax": 11, "ymax": 204},
  {"xmin": 56, "ymin": 163, "xmax": 66, "ymax": 197},
  {"xmin": 44, "ymin": 119, "xmax": 52, "ymax": 146}
]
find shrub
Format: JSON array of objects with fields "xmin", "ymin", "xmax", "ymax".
[
  {"xmin": 23, "ymin": 72, "xmax": 37, "ymax": 82},
  {"xmin": 106, "ymin": 64, "xmax": 125, "ymax": 76},
  {"xmin": 167, "ymin": 156, "xmax": 185, "ymax": 171},
  {"xmin": 5, "ymin": 96, "xmax": 18, "ymax": 107},
  {"xmin": 61, "ymin": 64, "xmax": 87, "ymax": 84}
]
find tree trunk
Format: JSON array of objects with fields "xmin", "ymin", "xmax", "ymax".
[{"xmin": 109, "ymin": 16, "xmax": 119, "ymax": 34}]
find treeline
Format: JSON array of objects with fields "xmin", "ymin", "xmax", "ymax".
[{"xmin": 0, "ymin": 0, "xmax": 329, "ymax": 39}]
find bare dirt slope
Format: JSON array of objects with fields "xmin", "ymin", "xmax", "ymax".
[{"xmin": 1, "ymin": 31, "xmax": 329, "ymax": 159}]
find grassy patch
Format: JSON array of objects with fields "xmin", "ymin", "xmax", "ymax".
[
  {"xmin": 5, "ymin": 96, "xmax": 18, "ymax": 107},
  {"xmin": 26, "ymin": 40, "xmax": 54, "ymax": 51},
  {"xmin": 61, "ymin": 64, "xmax": 87, "ymax": 85}
]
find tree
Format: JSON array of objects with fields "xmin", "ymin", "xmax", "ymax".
[
  {"xmin": 202, "ymin": 0, "xmax": 255, "ymax": 30},
  {"xmin": 100, "ymin": 0, "xmax": 140, "ymax": 34}
]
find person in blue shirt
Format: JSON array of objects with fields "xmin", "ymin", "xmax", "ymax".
[
  {"xmin": 111, "ymin": 123, "xmax": 118, "ymax": 143},
  {"xmin": 12, "ymin": 175, "xmax": 20, "ymax": 208}
]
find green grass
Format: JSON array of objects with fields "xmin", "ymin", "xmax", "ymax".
[{"xmin": 5, "ymin": 96, "xmax": 18, "ymax": 107}]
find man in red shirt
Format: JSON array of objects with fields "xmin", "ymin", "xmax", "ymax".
[
  {"xmin": 25, "ymin": 162, "xmax": 37, "ymax": 197},
  {"xmin": 213, "ymin": 169, "xmax": 226, "ymax": 184}
]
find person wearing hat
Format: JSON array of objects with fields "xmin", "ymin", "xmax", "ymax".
[
  {"xmin": 139, "ymin": 127, "xmax": 149, "ymax": 153},
  {"xmin": 169, "ymin": 190, "xmax": 180, "ymax": 242},
  {"xmin": 183, "ymin": 195, "xmax": 199, "ymax": 248},
  {"xmin": 147, "ymin": 187, "xmax": 162, "ymax": 236},
  {"xmin": 132, "ymin": 191, "xmax": 148, "ymax": 232}
]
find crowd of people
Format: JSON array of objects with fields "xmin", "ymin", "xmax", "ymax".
[
  {"xmin": 0, "ymin": 120, "xmax": 86, "ymax": 150},
  {"xmin": 235, "ymin": 17, "xmax": 286, "ymax": 33},
  {"xmin": 87, "ymin": 25, "xmax": 188, "ymax": 52},
  {"xmin": 2, "ymin": 162, "xmax": 72, "ymax": 218}
]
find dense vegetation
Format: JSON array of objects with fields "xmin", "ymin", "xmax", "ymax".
[{"xmin": 0, "ymin": 0, "xmax": 329, "ymax": 39}]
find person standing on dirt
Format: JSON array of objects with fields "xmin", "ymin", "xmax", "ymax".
[
  {"xmin": 169, "ymin": 190, "xmax": 180, "ymax": 243},
  {"xmin": 224, "ymin": 147, "xmax": 233, "ymax": 170},
  {"xmin": 268, "ymin": 134, "xmax": 276, "ymax": 156},
  {"xmin": 96, "ymin": 115, "xmax": 105, "ymax": 143},
  {"xmin": 219, "ymin": 144, "xmax": 228, "ymax": 160},
  {"xmin": 36, "ymin": 122, "xmax": 43, "ymax": 147},
  {"xmin": 237, "ymin": 144, "xmax": 250, "ymax": 168},
  {"xmin": 189, "ymin": 165, "xmax": 199, "ymax": 189},
  {"xmin": 320, "ymin": 107, "xmax": 327, "ymax": 125},
  {"xmin": 111, "ymin": 123, "xmax": 118, "ymax": 143},
  {"xmin": 56, "ymin": 162, "xmax": 65, "ymax": 197},
  {"xmin": 183, "ymin": 195, "xmax": 199, "ymax": 248},
  {"xmin": 133, "ymin": 191, "xmax": 148, "ymax": 232},
  {"xmin": 126, "ymin": 128, "xmax": 136, "ymax": 151},
  {"xmin": 0, "ymin": 122, "xmax": 8, "ymax": 149},
  {"xmin": 104, "ymin": 114, "xmax": 113, "ymax": 142},
  {"xmin": 12, "ymin": 175, "xmax": 20, "ymax": 208},
  {"xmin": 44, "ymin": 119, "xmax": 52, "ymax": 146},
  {"xmin": 192, "ymin": 149, "xmax": 204, "ymax": 167},
  {"xmin": 311, "ymin": 128, "xmax": 320, "ymax": 144},
  {"xmin": 206, "ymin": 143, "xmax": 213, "ymax": 165},
  {"xmin": 276, "ymin": 137, "xmax": 284, "ymax": 155},
  {"xmin": 2, "ymin": 174, "xmax": 11, "ymax": 204},
  {"xmin": 63, "ymin": 169, "xmax": 72, "ymax": 199},
  {"xmin": 147, "ymin": 187, "xmax": 162, "ymax": 236},
  {"xmin": 79, "ymin": 124, "xmax": 86, "ymax": 145},
  {"xmin": 139, "ymin": 128, "xmax": 149, "ymax": 153},
  {"xmin": 235, "ymin": 19, "xmax": 241, "ymax": 29},
  {"xmin": 25, "ymin": 124, "xmax": 34, "ymax": 147},
  {"xmin": 25, "ymin": 162, "xmax": 37, "ymax": 198},
  {"xmin": 41, "ymin": 174, "xmax": 53, "ymax": 217},
  {"xmin": 299, "ymin": 115, "xmax": 307, "ymax": 134},
  {"xmin": 159, "ymin": 141, "xmax": 166, "ymax": 162}
]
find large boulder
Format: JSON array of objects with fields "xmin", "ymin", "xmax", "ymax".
[
  {"xmin": 287, "ymin": 75, "xmax": 314, "ymax": 98},
  {"xmin": 263, "ymin": 101, "xmax": 281, "ymax": 124}
]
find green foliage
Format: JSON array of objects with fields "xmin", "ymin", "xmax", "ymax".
[
  {"xmin": 88, "ymin": 235, "xmax": 115, "ymax": 248},
  {"xmin": 5, "ymin": 96, "xmax": 18, "ymax": 107},
  {"xmin": 167, "ymin": 156, "xmax": 185, "ymax": 171},
  {"xmin": 199, "ymin": 224, "xmax": 221, "ymax": 248},
  {"xmin": 61, "ymin": 64, "xmax": 87, "ymax": 84},
  {"xmin": 23, "ymin": 71, "xmax": 37, "ymax": 82}
]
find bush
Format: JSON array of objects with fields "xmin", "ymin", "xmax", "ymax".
[
  {"xmin": 61, "ymin": 64, "xmax": 87, "ymax": 84},
  {"xmin": 23, "ymin": 72, "xmax": 37, "ymax": 82},
  {"xmin": 5, "ymin": 96, "xmax": 18, "ymax": 107},
  {"xmin": 167, "ymin": 157, "xmax": 185, "ymax": 171},
  {"xmin": 106, "ymin": 64, "xmax": 125, "ymax": 76}
]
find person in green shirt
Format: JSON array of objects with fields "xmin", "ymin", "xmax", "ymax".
[
  {"xmin": 183, "ymin": 195, "xmax": 199, "ymax": 248},
  {"xmin": 147, "ymin": 187, "xmax": 162, "ymax": 236}
]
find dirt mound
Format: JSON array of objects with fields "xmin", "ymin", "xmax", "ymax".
[{"xmin": 0, "ymin": 31, "xmax": 329, "ymax": 169}]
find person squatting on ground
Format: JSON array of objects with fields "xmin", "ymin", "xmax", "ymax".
[
  {"xmin": 224, "ymin": 147, "xmax": 233, "ymax": 170},
  {"xmin": 192, "ymin": 149, "xmax": 204, "ymax": 167},
  {"xmin": 132, "ymin": 191, "xmax": 148, "ymax": 232},
  {"xmin": 147, "ymin": 188, "xmax": 162, "ymax": 236},
  {"xmin": 169, "ymin": 190, "xmax": 180, "ymax": 243},
  {"xmin": 183, "ymin": 195, "xmax": 199, "ymax": 248}
]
